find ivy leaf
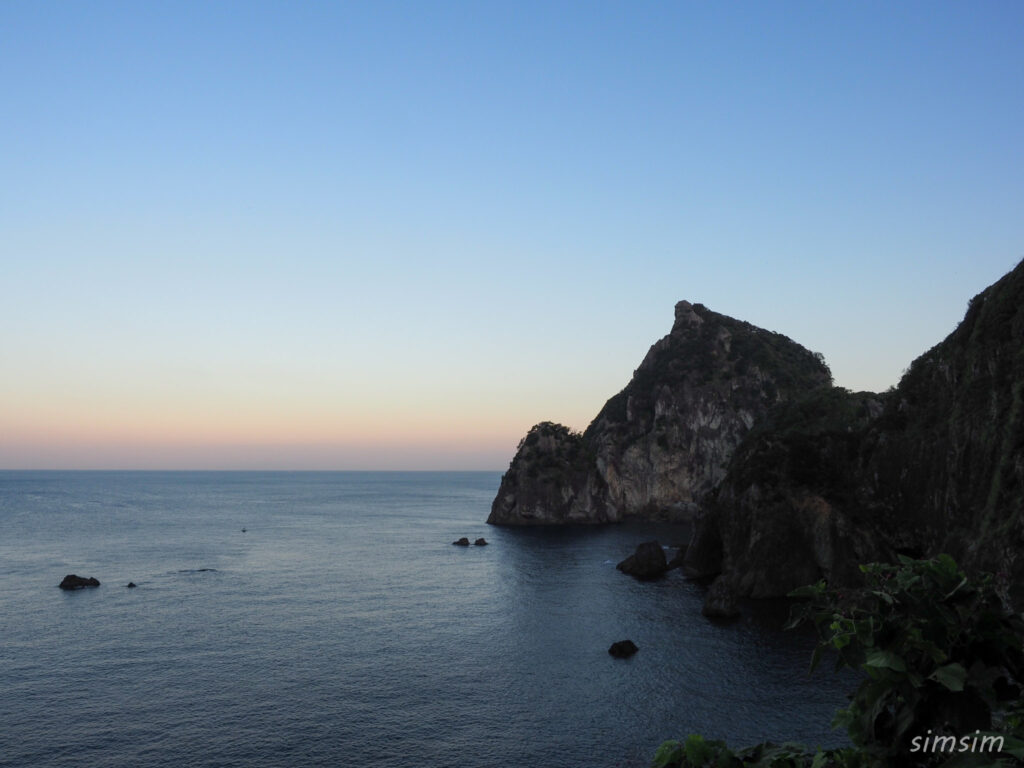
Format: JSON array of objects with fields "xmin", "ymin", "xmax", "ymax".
[
  {"xmin": 864, "ymin": 649, "xmax": 906, "ymax": 672},
  {"xmin": 930, "ymin": 663, "xmax": 967, "ymax": 692}
]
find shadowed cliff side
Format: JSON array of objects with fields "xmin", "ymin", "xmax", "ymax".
[
  {"xmin": 691, "ymin": 259, "xmax": 1024, "ymax": 607},
  {"xmin": 488, "ymin": 301, "xmax": 833, "ymax": 525}
]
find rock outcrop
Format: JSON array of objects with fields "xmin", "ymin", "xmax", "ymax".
[
  {"xmin": 616, "ymin": 541, "xmax": 669, "ymax": 580},
  {"xmin": 453, "ymin": 537, "xmax": 470, "ymax": 546},
  {"xmin": 490, "ymin": 261, "xmax": 1024, "ymax": 607},
  {"xmin": 608, "ymin": 640, "xmax": 639, "ymax": 658},
  {"xmin": 689, "ymin": 260, "xmax": 1024, "ymax": 606},
  {"xmin": 701, "ymin": 577, "xmax": 739, "ymax": 619},
  {"xmin": 59, "ymin": 574, "xmax": 100, "ymax": 590},
  {"xmin": 488, "ymin": 302, "xmax": 832, "ymax": 525}
]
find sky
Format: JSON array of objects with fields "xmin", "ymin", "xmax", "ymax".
[{"xmin": 2, "ymin": 1, "xmax": 1023, "ymax": 470}]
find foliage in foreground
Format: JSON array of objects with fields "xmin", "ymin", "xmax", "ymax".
[{"xmin": 652, "ymin": 556, "xmax": 1024, "ymax": 767}]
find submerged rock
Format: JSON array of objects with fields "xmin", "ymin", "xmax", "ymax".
[
  {"xmin": 608, "ymin": 640, "xmax": 639, "ymax": 658},
  {"xmin": 59, "ymin": 574, "xmax": 100, "ymax": 590},
  {"xmin": 452, "ymin": 537, "xmax": 470, "ymax": 546},
  {"xmin": 474, "ymin": 538, "xmax": 488, "ymax": 546},
  {"xmin": 126, "ymin": 582, "xmax": 137, "ymax": 588},
  {"xmin": 616, "ymin": 541, "xmax": 668, "ymax": 580}
]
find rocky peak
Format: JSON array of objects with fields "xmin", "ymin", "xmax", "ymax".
[
  {"xmin": 489, "ymin": 301, "xmax": 831, "ymax": 525},
  {"xmin": 672, "ymin": 300, "xmax": 705, "ymax": 333}
]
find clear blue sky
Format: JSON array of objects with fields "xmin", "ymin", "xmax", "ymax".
[{"xmin": 2, "ymin": 1, "xmax": 1022, "ymax": 469}]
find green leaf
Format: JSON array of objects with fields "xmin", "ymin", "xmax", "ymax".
[
  {"xmin": 999, "ymin": 734, "xmax": 1024, "ymax": 759},
  {"xmin": 788, "ymin": 583, "xmax": 825, "ymax": 599},
  {"xmin": 652, "ymin": 739, "xmax": 683, "ymax": 768},
  {"xmin": 864, "ymin": 649, "xmax": 906, "ymax": 672},
  {"xmin": 684, "ymin": 733, "xmax": 717, "ymax": 765},
  {"xmin": 929, "ymin": 663, "xmax": 967, "ymax": 691}
]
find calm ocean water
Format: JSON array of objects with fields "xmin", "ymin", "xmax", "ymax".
[{"xmin": 0, "ymin": 471, "xmax": 851, "ymax": 767}]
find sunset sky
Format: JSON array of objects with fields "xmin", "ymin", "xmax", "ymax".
[{"xmin": 2, "ymin": 1, "xmax": 1023, "ymax": 469}]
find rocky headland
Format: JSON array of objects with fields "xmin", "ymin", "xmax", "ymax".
[
  {"xmin": 488, "ymin": 300, "xmax": 832, "ymax": 525},
  {"xmin": 489, "ymin": 261, "xmax": 1024, "ymax": 611}
]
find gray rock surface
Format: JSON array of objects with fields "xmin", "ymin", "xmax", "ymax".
[{"xmin": 488, "ymin": 301, "xmax": 831, "ymax": 526}]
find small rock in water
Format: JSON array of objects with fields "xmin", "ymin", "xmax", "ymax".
[
  {"xmin": 126, "ymin": 582, "xmax": 137, "ymax": 588},
  {"xmin": 474, "ymin": 538, "xmax": 488, "ymax": 546},
  {"xmin": 241, "ymin": 528, "xmax": 247, "ymax": 533},
  {"xmin": 616, "ymin": 541, "xmax": 668, "ymax": 580},
  {"xmin": 59, "ymin": 574, "xmax": 100, "ymax": 590},
  {"xmin": 452, "ymin": 537, "xmax": 470, "ymax": 546},
  {"xmin": 608, "ymin": 640, "xmax": 639, "ymax": 658}
]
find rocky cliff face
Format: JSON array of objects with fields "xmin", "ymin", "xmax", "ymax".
[
  {"xmin": 691, "ymin": 260, "xmax": 1024, "ymax": 606},
  {"xmin": 487, "ymin": 301, "xmax": 832, "ymax": 525},
  {"xmin": 489, "ymin": 422, "xmax": 612, "ymax": 525}
]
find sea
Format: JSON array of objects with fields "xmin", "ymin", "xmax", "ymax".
[{"xmin": 0, "ymin": 471, "xmax": 852, "ymax": 767}]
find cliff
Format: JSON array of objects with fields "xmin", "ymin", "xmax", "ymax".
[
  {"xmin": 691, "ymin": 259, "xmax": 1024, "ymax": 606},
  {"xmin": 488, "ymin": 301, "xmax": 833, "ymax": 525}
]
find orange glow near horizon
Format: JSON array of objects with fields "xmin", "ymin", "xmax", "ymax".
[{"xmin": 0, "ymin": 387, "xmax": 599, "ymax": 469}]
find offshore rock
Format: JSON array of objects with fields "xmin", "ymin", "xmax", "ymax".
[
  {"xmin": 616, "ymin": 541, "xmax": 669, "ymax": 580},
  {"xmin": 473, "ymin": 538, "xmax": 488, "ymax": 546},
  {"xmin": 608, "ymin": 640, "xmax": 639, "ymax": 658},
  {"xmin": 452, "ymin": 537, "xmax": 470, "ymax": 546},
  {"xmin": 59, "ymin": 574, "xmax": 100, "ymax": 590},
  {"xmin": 489, "ymin": 302, "xmax": 831, "ymax": 525}
]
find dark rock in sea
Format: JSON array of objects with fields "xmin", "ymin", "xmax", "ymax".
[
  {"xmin": 453, "ymin": 537, "xmax": 470, "ymax": 546},
  {"xmin": 126, "ymin": 582, "xmax": 137, "ymax": 588},
  {"xmin": 241, "ymin": 528, "xmax": 247, "ymax": 533},
  {"xmin": 59, "ymin": 574, "xmax": 100, "ymax": 590},
  {"xmin": 474, "ymin": 538, "xmax": 488, "ymax": 546},
  {"xmin": 701, "ymin": 577, "xmax": 740, "ymax": 619},
  {"xmin": 608, "ymin": 640, "xmax": 639, "ymax": 658},
  {"xmin": 616, "ymin": 541, "xmax": 668, "ymax": 580}
]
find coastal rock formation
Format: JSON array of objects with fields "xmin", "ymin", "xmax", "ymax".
[
  {"xmin": 473, "ymin": 538, "xmax": 488, "ymax": 546},
  {"xmin": 608, "ymin": 640, "xmax": 639, "ymax": 658},
  {"xmin": 488, "ymin": 302, "xmax": 832, "ymax": 525},
  {"xmin": 488, "ymin": 422, "xmax": 612, "ymax": 524},
  {"xmin": 690, "ymin": 260, "xmax": 1024, "ymax": 606},
  {"xmin": 491, "ymin": 261, "xmax": 1024, "ymax": 607},
  {"xmin": 452, "ymin": 537, "xmax": 470, "ymax": 546},
  {"xmin": 701, "ymin": 577, "xmax": 739, "ymax": 619},
  {"xmin": 616, "ymin": 541, "xmax": 669, "ymax": 580},
  {"xmin": 59, "ymin": 574, "xmax": 100, "ymax": 590}
]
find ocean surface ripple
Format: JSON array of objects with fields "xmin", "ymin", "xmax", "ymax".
[{"xmin": 0, "ymin": 471, "xmax": 851, "ymax": 767}]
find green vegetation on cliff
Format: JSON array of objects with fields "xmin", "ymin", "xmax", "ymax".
[{"xmin": 653, "ymin": 557, "xmax": 1024, "ymax": 767}]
